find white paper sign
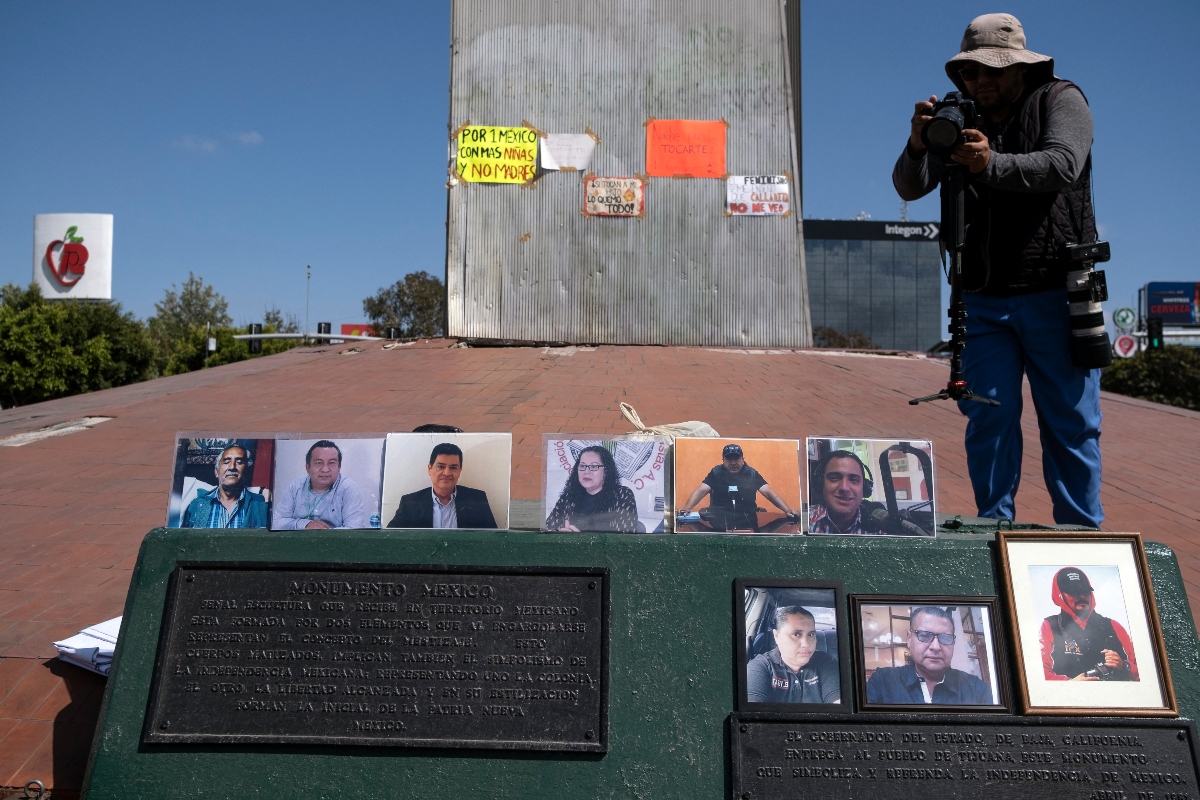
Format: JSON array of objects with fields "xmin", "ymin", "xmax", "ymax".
[
  {"xmin": 33, "ymin": 213, "xmax": 114, "ymax": 299},
  {"xmin": 541, "ymin": 133, "xmax": 597, "ymax": 171},
  {"xmin": 726, "ymin": 176, "xmax": 790, "ymax": 216},
  {"xmin": 584, "ymin": 176, "xmax": 644, "ymax": 217}
]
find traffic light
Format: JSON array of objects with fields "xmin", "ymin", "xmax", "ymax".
[
  {"xmin": 1147, "ymin": 317, "xmax": 1164, "ymax": 350},
  {"xmin": 249, "ymin": 323, "xmax": 262, "ymax": 354}
]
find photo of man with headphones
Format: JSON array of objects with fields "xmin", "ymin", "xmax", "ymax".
[
  {"xmin": 809, "ymin": 449, "xmax": 872, "ymax": 534},
  {"xmin": 807, "ymin": 438, "xmax": 938, "ymax": 537}
]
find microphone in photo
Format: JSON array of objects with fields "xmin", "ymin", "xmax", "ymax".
[{"xmin": 861, "ymin": 501, "xmax": 927, "ymax": 536}]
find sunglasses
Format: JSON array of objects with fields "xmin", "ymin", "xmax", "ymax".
[
  {"xmin": 912, "ymin": 629, "xmax": 956, "ymax": 646},
  {"xmin": 958, "ymin": 65, "xmax": 1007, "ymax": 81}
]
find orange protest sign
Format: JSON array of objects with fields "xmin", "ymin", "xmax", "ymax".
[{"xmin": 644, "ymin": 119, "xmax": 727, "ymax": 178}]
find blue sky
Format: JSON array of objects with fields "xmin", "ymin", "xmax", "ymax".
[{"xmin": 1, "ymin": 1, "xmax": 1196, "ymax": 329}]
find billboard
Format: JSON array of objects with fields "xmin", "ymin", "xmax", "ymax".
[
  {"xmin": 33, "ymin": 213, "xmax": 113, "ymax": 299},
  {"xmin": 1145, "ymin": 282, "xmax": 1200, "ymax": 325}
]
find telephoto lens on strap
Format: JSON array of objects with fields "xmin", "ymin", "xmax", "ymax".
[{"xmin": 1063, "ymin": 241, "xmax": 1113, "ymax": 369}]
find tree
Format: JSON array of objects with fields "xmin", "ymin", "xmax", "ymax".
[
  {"xmin": 812, "ymin": 326, "xmax": 876, "ymax": 349},
  {"xmin": 363, "ymin": 271, "xmax": 445, "ymax": 338},
  {"xmin": 263, "ymin": 305, "xmax": 300, "ymax": 333},
  {"xmin": 1101, "ymin": 346, "xmax": 1200, "ymax": 411},
  {"xmin": 147, "ymin": 272, "xmax": 232, "ymax": 357},
  {"xmin": 0, "ymin": 283, "xmax": 157, "ymax": 408},
  {"xmin": 163, "ymin": 321, "xmax": 304, "ymax": 376}
]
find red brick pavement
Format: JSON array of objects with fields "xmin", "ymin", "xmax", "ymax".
[{"xmin": 1, "ymin": 339, "xmax": 1198, "ymax": 793}]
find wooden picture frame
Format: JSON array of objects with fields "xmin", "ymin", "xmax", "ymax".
[
  {"xmin": 734, "ymin": 579, "xmax": 850, "ymax": 712},
  {"xmin": 850, "ymin": 594, "xmax": 1012, "ymax": 713},
  {"xmin": 997, "ymin": 531, "xmax": 1177, "ymax": 716}
]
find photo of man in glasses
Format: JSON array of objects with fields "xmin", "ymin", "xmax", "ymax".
[{"xmin": 865, "ymin": 606, "xmax": 993, "ymax": 705}]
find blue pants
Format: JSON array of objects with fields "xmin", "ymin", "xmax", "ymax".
[{"xmin": 958, "ymin": 289, "xmax": 1103, "ymax": 527}]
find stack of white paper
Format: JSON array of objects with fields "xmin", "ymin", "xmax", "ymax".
[{"xmin": 53, "ymin": 616, "xmax": 121, "ymax": 676}]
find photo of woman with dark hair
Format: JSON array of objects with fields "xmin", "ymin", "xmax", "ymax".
[{"xmin": 544, "ymin": 445, "xmax": 639, "ymax": 532}]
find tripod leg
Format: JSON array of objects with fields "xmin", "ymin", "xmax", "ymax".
[
  {"xmin": 909, "ymin": 165, "xmax": 999, "ymax": 407},
  {"xmin": 909, "ymin": 390, "xmax": 951, "ymax": 405}
]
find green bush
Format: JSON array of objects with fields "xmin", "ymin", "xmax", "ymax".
[
  {"xmin": 0, "ymin": 283, "xmax": 157, "ymax": 408},
  {"xmin": 812, "ymin": 326, "xmax": 876, "ymax": 349},
  {"xmin": 163, "ymin": 323, "xmax": 303, "ymax": 376},
  {"xmin": 1101, "ymin": 345, "xmax": 1200, "ymax": 411}
]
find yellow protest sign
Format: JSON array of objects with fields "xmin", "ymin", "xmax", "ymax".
[{"xmin": 456, "ymin": 125, "xmax": 538, "ymax": 184}]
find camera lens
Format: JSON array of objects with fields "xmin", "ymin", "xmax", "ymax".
[
  {"xmin": 923, "ymin": 107, "xmax": 966, "ymax": 158},
  {"xmin": 1067, "ymin": 267, "xmax": 1114, "ymax": 369},
  {"xmin": 925, "ymin": 118, "xmax": 960, "ymax": 150}
]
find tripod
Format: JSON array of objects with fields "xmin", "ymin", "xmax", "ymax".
[{"xmin": 910, "ymin": 164, "xmax": 999, "ymax": 408}]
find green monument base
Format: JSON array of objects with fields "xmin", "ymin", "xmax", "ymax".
[{"xmin": 83, "ymin": 529, "xmax": 1200, "ymax": 799}]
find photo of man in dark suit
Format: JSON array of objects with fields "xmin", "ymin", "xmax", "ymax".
[{"xmin": 386, "ymin": 442, "xmax": 497, "ymax": 529}]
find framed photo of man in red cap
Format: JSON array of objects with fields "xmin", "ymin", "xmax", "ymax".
[{"xmin": 998, "ymin": 532, "xmax": 1177, "ymax": 715}]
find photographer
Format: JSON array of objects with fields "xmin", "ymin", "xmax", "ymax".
[
  {"xmin": 894, "ymin": 13, "xmax": 1103, "ymax": 527},
  {"xmin": 1040, "ymin": 568, "xmax": 1138, "ymax": 682}
]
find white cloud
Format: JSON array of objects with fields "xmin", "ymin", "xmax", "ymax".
[
  {"xmin": 174, "ymin": 135, "xmax": 219, "ymax": 154},
  {"xmin": 228, "ymin": 131, "xmax": 264, "ymax": 146}
]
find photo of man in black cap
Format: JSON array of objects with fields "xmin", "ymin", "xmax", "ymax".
[
  {"xmin": 1039, "ymin": 566, "xmax": 1139, "ymax": 682},
  {"xmin": 678, "ymin": 443, "xmax": 799, "ymax": 531}
]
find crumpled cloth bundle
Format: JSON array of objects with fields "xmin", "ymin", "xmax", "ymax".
[{"xmin": 54, "ymin": 616, "xmax": 121, "ymax": 676}]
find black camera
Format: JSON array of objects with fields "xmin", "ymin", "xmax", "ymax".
[
  {"xmin": 1063, "ymin": 241, "xmax": 1113, "ymax": 369},
  {"xmin": 1085, "ymin": 663, "xmax": 1118, "ymax": 681},
  {"xmin": 922, "ymin": 92, "xmax": 980, "ymax": 159}
]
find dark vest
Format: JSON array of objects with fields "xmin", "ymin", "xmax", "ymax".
[
  {"xmin": 963, "ymin": 80, "xmax": 1097, "ymax": 295},
  {"xmin": 1045, "ymin": 612, "xmax": 1130, "ymax": 680}
]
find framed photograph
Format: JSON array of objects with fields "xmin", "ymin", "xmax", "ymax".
[
  {"xmin": 542, "ymin": 435, "xmax": 670, "ymax": 533},
  {"xmin": 735, "ymin": 580, "xmax": 849, "ymax": 711},
  {"xmin": 270, "ymin": 437, "xmax": 385, "ymax": 530},
  {"xmin": 850, "ymin": 595, "xmax": 1010, "ymax": 713},
  {"xmin": 806, "ymin": 437, "xmax": 936, "ymax": 536},
  {"xmin": 166, "ymin": 434, "xmax": 276, "ymax": 529},
  {"xmin": 381, "ymin": 433, "xmax": 511, "ymax": 530},
  {"xmin": 997, "ymin": 531, "xmax": 1177, "ymax": 716},
  {"xmin": 674, "ymin": 438, "xmax": 802, "ymax": 533}
]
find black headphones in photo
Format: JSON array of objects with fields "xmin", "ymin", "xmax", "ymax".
[{"xmin": 810, "ymin": 449, "xmax": 874, "ymax": 502}]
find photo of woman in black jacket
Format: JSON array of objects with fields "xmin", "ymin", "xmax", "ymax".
[{"xmin": 544, "ymin": 445, "xmax": 639, "ymax": 532}]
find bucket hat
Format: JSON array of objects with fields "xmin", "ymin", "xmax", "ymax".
[{"xmin": 945, "ymin": 13, "xmax": 1055, "ymax": 90}]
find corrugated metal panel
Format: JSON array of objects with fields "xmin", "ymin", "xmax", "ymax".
[{"xmin": 446, "ymin": 0, "xmax": 810, "ymax": 347}]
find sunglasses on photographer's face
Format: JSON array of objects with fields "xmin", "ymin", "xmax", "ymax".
[
  {"xmin": 912, "ymin": 629, "xmax": 956, "ymax": 646},
  {"xmin": 958, "ymin": 64, "xmax": 1007, "ymax": 82}
]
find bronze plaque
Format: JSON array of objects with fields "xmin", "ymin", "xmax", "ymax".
[
  {"xmin": 143, "ymin": 563, "xmax": 608, "ymax": 751},
  {"xmin": 732, "ymin": 714, "xmax": 1200, "ymax": 800}
]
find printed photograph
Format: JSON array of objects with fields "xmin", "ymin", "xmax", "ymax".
[
  {"xmin": 542, "ymin": 436, "xmax": 669, "ymax": 533},
  {"xmin": 674, "ymin": 438, "xmax": 802, "ymax": 533},
  {"xmin": 1000, "ymin": 532, "xmax": 1175, "ymax": 714},
  {"xmin": 806, "ymin": 437, "xmax": 936, "ymax": 536},
  {"xmin": 852, "ymin": 596, "xmax": 1008, "ymax": 712},
  {"xmin": 270, "ymin": 438, "xmax": 385, "ymax": 530},
  {"xmin": 736, "ymin": 580, "xmax": 848, "ymax": 711},
  {"xmin": 381, "ymin": 433, "xmax": 511, "ymax": 530},
  {"xmin": 166, "ymin": 436, "xmax": 274, "ymax": 529}
]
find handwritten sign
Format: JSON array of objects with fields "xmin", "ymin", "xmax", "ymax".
[
  {"xmin": 541, "ymin": 134, "xmax": 596, "ymax": 171},
  {"xmin": 583, "ymin": 176, "xmax": 644, "ymax": 217},
  {"xmin": 456, "ymin": 125, "xmax": 538, "ymax": 184},
  {"xmin": 726, "ymin": 175, "xmax": 790, "ymax": 216},
  {"xmin": 645, "ymin": 119, "xmax": 726, "ymax": 178}
]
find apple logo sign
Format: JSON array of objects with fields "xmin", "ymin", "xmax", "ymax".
[{"xmin": 46, "ymin": 225, "xmax": 89, "ymax": 287}]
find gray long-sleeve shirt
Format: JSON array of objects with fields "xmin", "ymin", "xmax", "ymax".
[{"xmin": 893, "ymin": 84, "xmax": 1093, "ymax": 200}]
